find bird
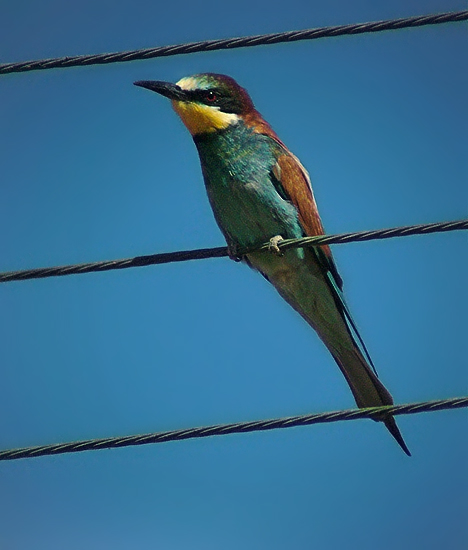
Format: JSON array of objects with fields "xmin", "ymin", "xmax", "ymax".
[{"xmin": 134, "ymin": 73, "xmax": 410, "ymax": 456}]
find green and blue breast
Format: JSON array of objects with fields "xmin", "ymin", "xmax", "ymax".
[{"xmin": 194, "ymin": 121, "xmax": 304, "ymax": 249}]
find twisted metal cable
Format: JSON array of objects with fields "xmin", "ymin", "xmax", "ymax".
[
  {"xmin": 0, "ymin": 397, "xmax": 466, "ymax": 461},
  {"xmin": 1, "ymin": 11, "xmax": 466, "ymax": 75},
  {"xmin": 255, "ymin": 219, "xmax": 468, "ymax": 252},
  {"xmin": 1, "ymin": 219, "xmax": 466, "ymax": 284}
]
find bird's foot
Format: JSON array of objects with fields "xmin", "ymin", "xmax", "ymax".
[
  {"xmin": 227, "ymin": 242, "xmax": 243, "ymax": 262},
  {"xmin": 268, "ymin": 235, "xmax": 284, "ymax": 256}
]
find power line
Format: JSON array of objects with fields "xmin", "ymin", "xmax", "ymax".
[
  {"xmin": 0, "ymin": 397, "xmax": 466, "ymax": 461},
  {"xmin": 1, "ymin": 219, "xmax": 466, "ymax": 284},
  {"xmin": 1, "ymin": 11, "xmax": 466, "ymax": 76}
]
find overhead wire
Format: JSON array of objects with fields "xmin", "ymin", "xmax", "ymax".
[
  {"xmin": 1, "ymin": 219, "xmax": 467, "ymax": 284},
  {"xmin": 0, "ymin": 397, "xmax": 466, "ymax": 461},
  {"xmin": 0, "ymin": 11, "xmax": 466, "ymax": 75}
]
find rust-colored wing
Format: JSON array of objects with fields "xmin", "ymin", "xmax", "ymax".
[
  {"xmin": 244, "ymin": 109, "xmax": 342, "ymax": 286},
  {"xmin": 271, "ymin": 148, "xmax": 343, "ymax": 289},
  {"xmin": 273, "ymin": 153, "xmax": 325, "ymax": 238}
]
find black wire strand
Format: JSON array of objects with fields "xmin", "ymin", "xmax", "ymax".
[
  {"xmin": 0, "ymin": 397, "xmax": 466, "ymax": 461},
  {"xmin": 0, "ymin": 11, "xmax": 466, "ymax": 75},
  {"xmin": 1, "ymin": 219, "xmax": 466, "ymax": 284}
]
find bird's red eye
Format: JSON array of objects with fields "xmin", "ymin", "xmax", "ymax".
[{"xmin": 205, "ymin": 90, "xmax": 217, "ymax": 102}]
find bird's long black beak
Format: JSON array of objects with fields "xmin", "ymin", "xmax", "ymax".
[{"xmin": 134, "ymin": 80, "xmax": 188, "ymax": 101}]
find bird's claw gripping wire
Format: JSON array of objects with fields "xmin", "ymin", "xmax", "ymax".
[
  {"xmin": 268, "ymin": 235, "xmax": 284, "ymax": 256},
  {"xmin": 227, "ymin": 242, "xmax": 243, "ymax": 262}
]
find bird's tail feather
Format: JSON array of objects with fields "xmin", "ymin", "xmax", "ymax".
[
  {"xmin": 329, "ymin": 346, "xmax": 411, "ymax": 456},
  {"xmin": 302, "ymin": 287, "xmax": 411, "ymax": 456},
  {"xmin": 249, "ymin": 249, "xmax": 410, "ymax": 455}
]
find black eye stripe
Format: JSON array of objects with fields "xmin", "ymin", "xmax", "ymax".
[
  {"xmin": 185, "ymin": 88, "xmax": 244, "ymax": 114},
  {"xmin": 187, "ymin": 89, "xmax": 221, "ymax": 103}
]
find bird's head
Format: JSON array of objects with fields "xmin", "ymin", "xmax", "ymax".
[{"xmin": 134, "ymin": 73, "xmax": 257, "ymax": 136}]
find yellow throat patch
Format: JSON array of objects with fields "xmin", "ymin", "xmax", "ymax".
[
  {"xmin": 171, "ymin": 77, "xmax": 239, "ymax": 136},
  {"xmin": 172, "ymin": 100, "xmax": 239, "ymax": 136}
]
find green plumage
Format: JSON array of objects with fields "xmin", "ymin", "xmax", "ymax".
[
  {"xmin": 135, "ymin": 73, "xmax": 410, "ymax": 455},
  {"xmin": 194, "ymin": 122, "xmax": 304, "ymax": 250}
]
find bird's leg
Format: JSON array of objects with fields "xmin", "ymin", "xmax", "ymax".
[
  {"xmin": 227, "ymin": 242, "xmax": 243, "ymax": 262},
  {"xmin": 268, "ymin": 235, "xmax": 284, "ymax": 256}
]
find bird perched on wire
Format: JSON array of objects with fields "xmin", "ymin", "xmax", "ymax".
[{"xmin": 134, "ymin": 73, "xmax": 410, "ymax": 456}]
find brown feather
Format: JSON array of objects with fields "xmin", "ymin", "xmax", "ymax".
[{"xmin": 244, "ymin": 113, "xmax": 328, "ymax": 239}]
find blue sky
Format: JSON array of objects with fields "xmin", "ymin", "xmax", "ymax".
[{"xmin": 0, "ymin": 1, "xmax": 467, "ymax": 548}]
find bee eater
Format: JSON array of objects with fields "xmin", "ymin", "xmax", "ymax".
[{"xmin": 134, "ymin": 73, "xmax": 410, "ymax": 455}]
